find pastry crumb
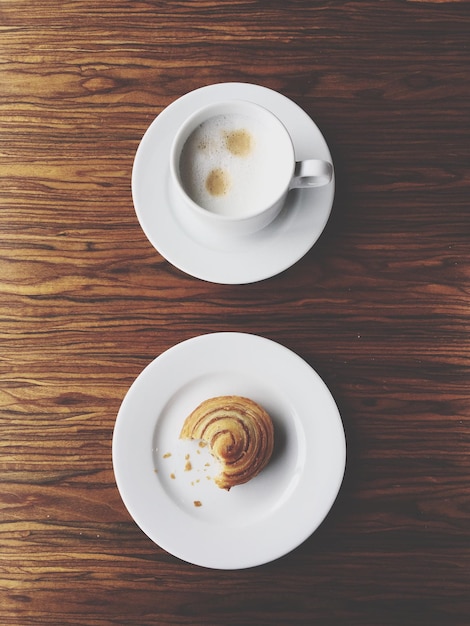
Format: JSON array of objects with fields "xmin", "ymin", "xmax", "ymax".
[
  {"xmin": 194, "ymin": 500, "xmax": 202, "ymax": 507},
  {"xmin": 185, "ymin": 461, "xmax": 192, "ymax": 471},
  {"xmin": 170, "ymin": 473, "xmax": 176, "ymax": 480},
  {"xmin": 163, "ymin": 452, "xmax": 172, "ymax": 459}
]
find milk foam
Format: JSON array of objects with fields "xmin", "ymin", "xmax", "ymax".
[{"xmin": 179, "ymin": 113, "xmax": 287, "ymax": 217}]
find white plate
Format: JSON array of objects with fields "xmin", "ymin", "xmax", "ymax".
[
  {"xmin": 132, "ymin": 83, "xmax": 335, "ymax": 284},
  {"xmin": 112, "ymin": 333, "xmax": 346, "ymax": 569}
]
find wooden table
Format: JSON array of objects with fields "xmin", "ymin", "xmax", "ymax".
[{"xmin": 1, "ymin": 1, "xmax": 469, "ymax": 624}]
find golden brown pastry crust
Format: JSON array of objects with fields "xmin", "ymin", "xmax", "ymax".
[{"xmin": 179, "ymin": 395, "xmax": 274, "ymax": 490}]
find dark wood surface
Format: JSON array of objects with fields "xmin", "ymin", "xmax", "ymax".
[{"xmin": 1, "ymin": 1, "xmax": 469, "ymax": 624}]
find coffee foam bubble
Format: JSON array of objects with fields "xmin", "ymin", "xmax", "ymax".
[{"xmin": 179, "ymin": 113, "xmax": 286, "ymax": 218}]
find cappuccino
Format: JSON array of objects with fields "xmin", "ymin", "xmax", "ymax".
[{"xmin": 179, "ymin": 113, "xmax": 290, "ymax": 218}]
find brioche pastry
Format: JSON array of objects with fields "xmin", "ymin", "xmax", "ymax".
[{"xmin": 179, "ymin": 395, "xmax": 274, "ymax": 490}]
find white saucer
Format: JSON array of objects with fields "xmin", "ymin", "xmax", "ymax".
[
  {"xmin": 112, "ymin": 333, "xmax": 346, "ymax": 569},
  {"xmin": 132, "ymin": 83, "xmax": 335, "ymax": 284}
]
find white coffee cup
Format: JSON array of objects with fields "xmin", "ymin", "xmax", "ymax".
[{"xmin": 170, "ymin": 100, "xmax": 333, "ymax": 237}]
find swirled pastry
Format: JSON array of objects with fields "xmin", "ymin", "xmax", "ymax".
[{"xmin": 180, "ymin": 395, "xmax": 274, "ymax": 490}]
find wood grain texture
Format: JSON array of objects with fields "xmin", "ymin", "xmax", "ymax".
[{"xmin": 1, "ymin": 1, "xmax": 469, "ymax": 625}]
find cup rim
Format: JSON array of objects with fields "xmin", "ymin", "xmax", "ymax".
[{"xmin": 169, "ymin": 99, "xmax": 295, "ymax": 223}]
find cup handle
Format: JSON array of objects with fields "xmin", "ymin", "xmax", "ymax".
[{"xmin": 290, "ymin": 159, "xmax": 333, "ymax": 189}]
